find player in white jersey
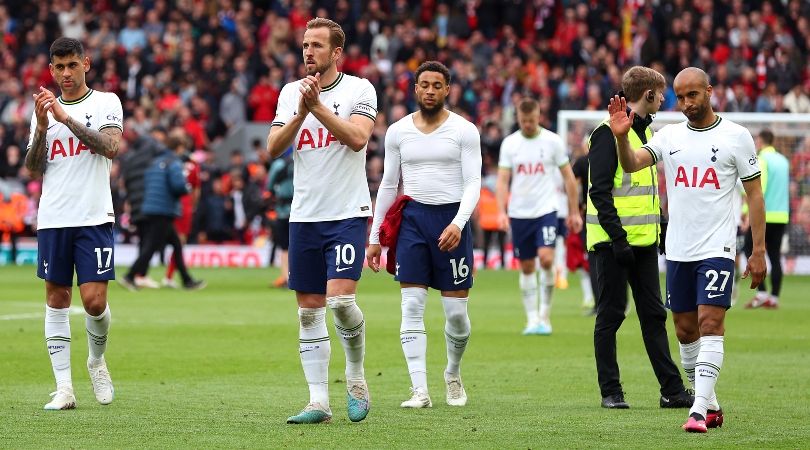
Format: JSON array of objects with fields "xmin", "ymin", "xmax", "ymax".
[
  {"xmin": 495, "ymin": 98, "xmax": 582, "ymax": 335},
  {"xmin": 265, "ymin": 18, "xmax": 375, "ymax": 424},
  {"xmin": 609, "ymin": 67, "xmax": 767, "ymax": 433},
  {"xmin": 23, "ymin": 38, "xmax": 122, "ymax": 411},
  {"xmin": 367, "ymin": 61, "xmax": 482, "ymax": 409}
]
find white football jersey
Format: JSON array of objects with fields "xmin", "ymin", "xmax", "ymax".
[
  {"xmin": 498, "ymin": 128, "xmax": 569, "ymax": 219},
  {"xmin": 28, "ymin": 89, "xmax": 123, "ymax": 230},
  {"xmin": 368, "ymin": 111, "xmax": 482, "ymax": 244},
  {"xmin": 272, "ymin": 73, "xmax": 377, "ymax": 222},
  {"xmin": 643, "ymin": 117, "xmax": 760, "ymax": 261}
]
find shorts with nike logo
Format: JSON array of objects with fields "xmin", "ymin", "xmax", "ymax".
[
  {"xmin": 37, "ymin": 223, "xmax": 115, "ymax": 286},
  {"xmin": 288, "ymin": 217, "xmax": 367, "ymax": 294},
  {"xmin": 395, "ymin": 201, "xmax": 473, "ymax": 291},
  {"xmin": 665, "ymin": 257, "xmax": 735, "ymax": 313}
]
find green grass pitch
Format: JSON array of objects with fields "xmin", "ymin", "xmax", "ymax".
[{"xmin": 1, "ymin": 265, "xmax": 809, "ymax": 448}]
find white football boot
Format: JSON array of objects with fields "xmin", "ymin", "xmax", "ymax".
[
  {"xmin": 400, "ymin": 387, "xmax": 432, "ymax": 408},
  {"xmin": 88, "ymin": 357, "xmax": 114, "ymax": 405},
  {"xmin": 445, "ymin": 373, "xmax": 468, "ymax": 406},
  {"xmin": 44, "ymin": 385, "xmax": 76, "ymax": 410}
]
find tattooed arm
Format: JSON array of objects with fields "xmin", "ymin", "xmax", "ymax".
[
  {"xmin": 41, "ymin": 87, "xmax": 123, "ymax": 160},
  {"xmin": 24, "ymin": 125, "xmax": 48, "ymax": 177},
  {"xmin": 24, "ymin": 88, "xmax": 53, "ymax": 177},
  {"xmin": 61, "ymin": 116, "xmax": 122, "ymax": 159}
]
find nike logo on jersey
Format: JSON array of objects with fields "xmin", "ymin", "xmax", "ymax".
[
  {"xmin": 707, "ymin": 293, "xmax": 724, "ymax": 299},
  {"xmin": 453, "ymin": 278, "xmax": 468, "ymax": 285},
  {"xmin": 669, "ymin": 149, "xmax": 682, "ymax": 155},
  {"xmin": 97, "ymin": 268, "xmax": 113, "ymax": 275},
  {"xmin": 336, "ymin": 267, "xmax": 351, "ymax": 272}
]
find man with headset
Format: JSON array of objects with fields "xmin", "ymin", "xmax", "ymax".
[{"xmin": 586, "ymin": 66, "xmax": 693, "ymax": 409}]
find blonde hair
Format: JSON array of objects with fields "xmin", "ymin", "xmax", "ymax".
[
  {"xmin": 622, "ymin": 66, "xmax": 666, "ymax": 102},
  {"xmin": 306, "ymin": 18, "xmax": 345, "ymax": 50}
]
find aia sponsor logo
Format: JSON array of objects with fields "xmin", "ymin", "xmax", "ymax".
[
  {"xmin": 516, "ymin": 162, "xmax": 545, "ymax": 175},
  {"xmin": 674, "ymin": 166, "xmax": 720, "ymax": 189},
  {"xmin": 297, "ymin": 127, "xmax": 341, "ymax": 150},
  {"xmin": 50, "ymin": 138, "xmax": 94, "ymax": 160}
]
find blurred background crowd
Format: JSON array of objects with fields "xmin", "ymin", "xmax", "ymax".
[{"xmin": 1, "ymin": 0, "xmax": 809, "ymax": 257}]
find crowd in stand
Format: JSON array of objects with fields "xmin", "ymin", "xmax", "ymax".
[{"xmin": 1, "ymin": 0, "xmax": 809, "ymax": 254}]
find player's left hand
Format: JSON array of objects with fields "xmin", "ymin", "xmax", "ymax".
[
  {"xmin": 438, "ymin": 224, "xmax": 461, "ymax": 252},
  {"xmin": 299, "ymin": 73, "xmax": 321, "ymax": 108},
  {"xmin": 39, "ymin": 87, "xmax": 68, "ymax": 123},
  {"xmin": 742, "ymin": 250, "xmax": 767, "ymax": 289},
  {"xmin": 566, "ymin": 213, "xmax": 583, "ymax": 234},
  {"xmin": 366, "ymin": 244, "xmax": 382, "ymax": 273}
]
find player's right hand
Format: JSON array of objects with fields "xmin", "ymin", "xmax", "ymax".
[
  {"xmin": 366, "ymin": 244, "xmax": 382, "ymax": 273},
  {"xmin": 498, "ymin": 213, "xmax": 510, "ymax": 231},
  {"xmin": 608, "ymin": 95, "xmax": 634, "ymax": 137},
  {"xmin": 33, "ymin": 87, "xmax": 54, "ymax": 129}
]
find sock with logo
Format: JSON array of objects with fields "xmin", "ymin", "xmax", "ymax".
[
  {"xmin": 539, "ymin": 267, "xmax": 554, "ymax": 324},
  {"xmin": 45, "ymin": 305, "xmax": 72, "ymax": 388},
  {"xmin": 327, "ymin": 294, "xmax": 365, "ymax": 382},
  {"xmin": 86, "ymin": 303, "xmax": 111, "ymax": 360},
  {"xmin": 442, "ymin": 296, "xmax": 470, "ymax": 376},
  {"xmin": 298, "ymin": 307, "xmax": 330, "ymax": 408},
  {"xmin": 690, "ymin": 336, "xmax": 724, "ymax": 420},
  {"xmin": 519, "ymin": 271, "xmax": 539, "ymax": 327},
  {"xmin": 400, "ymin": 287, "xmax": 428, "ymax": 391}
]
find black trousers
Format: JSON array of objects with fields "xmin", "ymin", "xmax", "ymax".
[
  {"xmin": 127, "ymin": 215, "xmax": 192, "ymax": 283},
  {"xmin": 744, "ymin": 223, "xmax": 786, "ymax": 297},
  {"xmin": 590, "ymin": 244, "xmax": 685, "ymax": 398},
  {"xmin": 482, "ymin": 229, "xmax": 506, "ymax": 269}
]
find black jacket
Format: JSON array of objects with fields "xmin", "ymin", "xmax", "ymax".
[
  {"xmin": 121, "ymin": 136, "xmax": 164, "ymax": 222},
  {"xmin": 587, "ymin": 111, "xmax": 652, "ymax": 244}
]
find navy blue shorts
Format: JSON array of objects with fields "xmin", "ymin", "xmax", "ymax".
[
  {"xmin": 288, "ymin": 217, "xmax": 367, "ymax": 294},
  {"xmin": 665, "ymin": 258, "xmax": 735, "ymax": 313},
  {"xmin": 395, "ymin": 202, "xmax": 474, "ymax": 291},
  {"xmin": 557, "ymin": 217, "xmax": 568, "ymax": 239},
  {"xmin": 37, "ymin": 223, "xmax": 115, "ymax": 286},
  {"xmin": 510, "ymin": 212, "xmax": 557, "ymax": 261}
]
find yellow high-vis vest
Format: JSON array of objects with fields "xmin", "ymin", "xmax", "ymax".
[{"xmin": 586, "ymin": 119, "xmax": 660, "ymax": 251}]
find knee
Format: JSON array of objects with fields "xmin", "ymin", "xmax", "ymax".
[
  {"xmin": 442, "ymin": 298, "xmax": 470, "ymax": 333},
  {"xmin": 699, "ymin": 318, "xmax": 724, "ymax": 336},
  {"xmin": 539, "ymin": 254, "xmax": 554, "ymax": 270},
  {"xmin": 401, "ymin": 288, "xmax": 427, "ymax": 319},
  {"xmin": 327, "ymin": 294, "xmax": 357, "ymax": 317},
  {"xmin": 674, "ymin": 323, "xmax": 700, "ymax": 343},
  {"xmin": 298, "ymin": 307, "xmax": 326, "ymax": 328},
  {"xmin": 46, "ymin": 287, "xmax": 71, "ymax": 309}
]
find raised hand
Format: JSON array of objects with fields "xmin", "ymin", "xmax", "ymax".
[
  {"xmin": 299, "ymin": 72, "xmax": 322, "ymax": 109},
  {"xmin": 608, "ymin": 95, "xmax": 634, "ymax": 137}
]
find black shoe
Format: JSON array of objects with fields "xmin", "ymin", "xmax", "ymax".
[
  {"xmin": 660, "ymin": 390, "xmax": 694, "ymax": 408},
  {"xmin": 601, "ymin": 393, "xmax": 630, "ymax": 409},
  {"xmin": 183, "ymin": 279, "xmax": 207, "ymax": 290}
]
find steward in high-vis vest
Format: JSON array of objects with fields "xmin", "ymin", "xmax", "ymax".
[{"xmin": 586, "ymin": 66, "xmax": 692, "ymax": 412}]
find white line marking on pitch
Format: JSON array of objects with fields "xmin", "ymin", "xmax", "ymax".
[{"xmin": 0, "ymin": 306, "xmax": 84, "ymax": 321}]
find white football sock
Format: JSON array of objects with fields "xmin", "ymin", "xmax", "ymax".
[
  {"xmin": 680, "ymin": 338, "xmax": 719, "ymax": 410},
  {"xmin": 539, "ymin": 267, "xmax": 554, "ymax": 324},
  {"xmin": 555, "ymin": 236, "xmax": 567, "ymax": 281},
  {"xmin": 298, "ymin": 307, "xmax": 330, "ymax": 407},
  {"xmin": 690, "ymin": 336, "xmax": 724, "ymax": 419},
  {"xmin": 442, "ymin": 296, "xmax": 470, "ymax": 376},
  {"xmin": 400, "ymin": 287, "xmax": 428, "ymax": 391},
  {"xmin": 45, "ymin": 305, "xmax": 72, "ymax": 388},
  {"xmin": 679, "ymin": 339, "xmax": 700, "ymax": 388},
  {"xmin": 327, "ymin": 294, "xmax": 365, "ymax": 382},
  {"xmin": 519, "ymin": 271, "xmax": 539, "ymax": 327},
  {"xmin": 579, "ymin": 268, "xmax": 593, "ymax": 305},
  {"xmin": 86, "ymin": 303, "xmax": 111, "ymax": 360}
]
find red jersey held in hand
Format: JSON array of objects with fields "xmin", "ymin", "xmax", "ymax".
[{"xmin": 378, "ymin": 195, "xmax": 412, "ymax": 275}]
